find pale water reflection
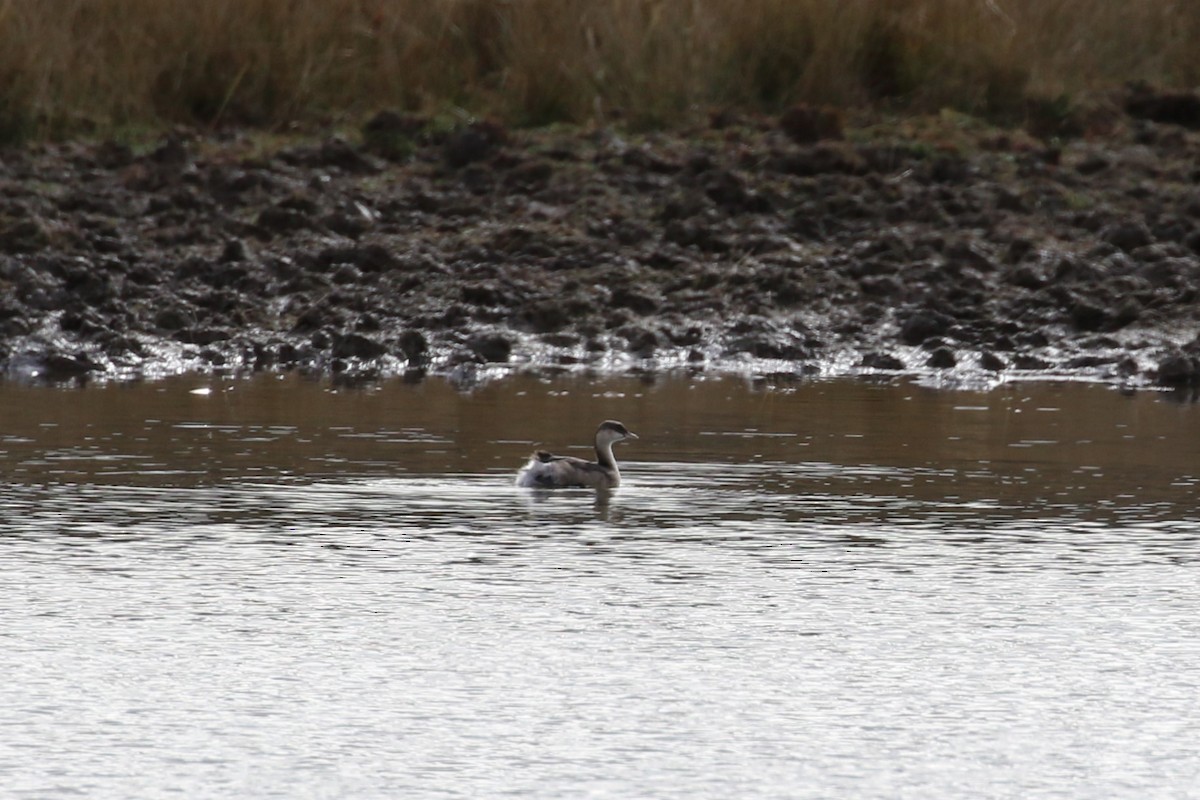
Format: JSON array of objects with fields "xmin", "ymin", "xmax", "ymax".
[{"xmin": 1, "ymin": 374, "xmax": 1198, "ymax": 798}]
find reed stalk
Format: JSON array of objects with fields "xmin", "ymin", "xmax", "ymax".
[{"xmin": 0, "ymin": 0, "xmax": 1196, "ymax": 139}]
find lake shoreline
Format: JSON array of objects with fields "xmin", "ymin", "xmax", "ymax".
[{"xmin": 4, "ymin": 91, "xmax": 1200, "ymax": 389}]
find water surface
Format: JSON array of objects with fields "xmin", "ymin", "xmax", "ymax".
[{"xmin": 2, "ymin": 374, "xmax": 1198, "ymax": 798}]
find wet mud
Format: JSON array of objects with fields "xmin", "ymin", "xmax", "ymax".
[{"xmin": 4, "ymin": 86, "xmax": 1200, "ymax": 388}]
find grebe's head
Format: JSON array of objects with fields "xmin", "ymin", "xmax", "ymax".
[{"xmin": 596, "ymin": 420, "xmax": 638, "ymax": 445}]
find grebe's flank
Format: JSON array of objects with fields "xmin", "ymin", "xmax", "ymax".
[{"xmin": 515, "ymin": 420, "xmax": 638, "ymax": 489}]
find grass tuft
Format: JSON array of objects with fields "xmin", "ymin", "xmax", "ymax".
[{"xmin": 0, "ymin": 0, "xmax": 1198, "ymax": 138}]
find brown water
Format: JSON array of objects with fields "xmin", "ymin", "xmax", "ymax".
[{"xmin": 2, "ymin": 374, "xmax": 1198, "ymax": 798}]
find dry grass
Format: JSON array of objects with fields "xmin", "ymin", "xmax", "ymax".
[{"xmin": 1, "ymin": 0, "xmax": 1198, "ymax": 140}]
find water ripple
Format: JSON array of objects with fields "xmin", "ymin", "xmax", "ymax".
[{"xmin": 3, "ymin": 376, "xmax": 1200, "ymax": 799}]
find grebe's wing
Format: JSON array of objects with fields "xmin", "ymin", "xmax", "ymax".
[{"xmin": 516, "ymin": 454, "xmax": 612, "ymax": 488}]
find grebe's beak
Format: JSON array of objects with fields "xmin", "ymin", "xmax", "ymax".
[{"xmin": 625, "ymin": 431, "xmax": 639, "ymax": 440}]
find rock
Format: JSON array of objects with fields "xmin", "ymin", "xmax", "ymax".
[
  {"xmin": 926, "ymin": 347, "xmax": 957, "ymax": 368},
  {"xmin": 0, "ymin": 217, "xmax": 52, "ymax": 254},
  {"xmin": 929, "ymin": 155, "xmax": 970, "ymax": 183},
  {"xmin": 1069, "ymin": 300, "xmax": 1110, "ymax": 332},
  {"xmin": 657, "ymin": 190, "xmax": 710, "ymax": 222},
  {"xmin": 332, "ymin": 332, "xmax": 388, "ymax": 359},
  {"xmin": 98, "ymin": 333, "xmax": 143, "ymax": 357},
  {"xmin": 330, "ymin": 264, "xmax": 362, "ymax": 285},
  {"xmin": 1005, "ymin": 238, "xmax": 1035, "ymax": 264},
  {"xmin": 663, "ymin": 218, "xmax": 732, "ymax": 253},
  {"xmin": 461, "ymin": 282, "xmax": 504, "ymax": 307},
  {"xmin": 946, "ymin": 240, "xmax": 995, "ymax": 271},
  {"xmin": 1018, "ymin": 329, "xmax": 1051, "ymax": 348},
  {"xmin": 1184, "ymin": 229, "xmax": 1200, "ymax": 255},
  {"xmin": 708, "ymin": 109, "xmax": 742, "ymax": 129},
  {"xmin": 251, "ymin": 342, "xmax": 278, "ymax": 370},
  {"xmin": 256, "ymin": 206, "xmax": 311, "ymax": 235},
  {"xmin": 899, "ymin": 310, "xmax": 951, "ymax": 345},
  {"xmin": 609, "ymin": 287, "xmax": 660, "ymax": 315},
  {"xmin": 861, "ymin": 352, "xmax": 905, "ymax": 370},
  {"xmin": 220, "ymin": 238, "xmax": 249, "ymax": 263},
  {"xmin": 362, "ymin": 111, "xmax": 428, "ymax": 160},
  {"xmin": 1066, "ymin": 354, "xmax": 1113, "ymax": 369},
  {"xmin": 1012, "ymin": 354, "xmax": 1052, "ymax": 370},
  {"xmin": 663, "ymin": 323, "xmax": 702, "ymax": 347},
  {"xmin": 1101, "ymin": 222, "xmax": 1153, "ymax": 253},
  {"xmin": 1075, "ymin": 154, "xmax": 1110, "ymax": 175},
  {"xmin": 979, "ymin": 351, "xmax": 1007, "ymax": 371},
  {"xmin": 522, "ymin": 302, "xmax": 570, "ymax": 333},
  {"xmin": 1157, "ymin": 352, "xmax": 1199, "ymax": 385},
  {"xmin": 94, "ymin": 140, "xmax": 134, "ymax": 169},
  {"xmin": 503, "ymin": 159, "xmax": 555, "ymax": 192},
  {"xmin": 176, "ymin": 327, "xmax": 231, "ymax": 346},
  {"xmin": 468, "ymin": 332, "xmax": 512, "ymax": 362},
  {"xmin": 150, "ymin": 135, "xmax": 189, "ymax": 166},
  {"xmin": 397, "ymin": 329, "xmax": 428, "ymax": 362},
  {"xmin": 994, "ymin": 187, "xmax": 1026, "ymax": 212},
  {"xmin": 620, "ymin": 326, "xmax": 659, "ymax": 357},
  {"xmin": 1111, "ymin": 299, "xmax": 1141, "ymax": 329},
  {"xmin": 0, "ymin": 299, "xmax": 27, "ymax": 336},
  {"xmin": 444, "ymin": 120, "xmax": 507, "ymax": 168},
  {"xmin": 310, "ymin": 330, "xmax": 332, "ymax": 350},
  {"xmin": 280, "ymin": 137, "xmax": 381, "ymax": 174},
  {"xmin": 154, "ymin": 308, "xmax": 190, "ymax": 331},
  {"xmin": 291, "ymin": 305, "xmax": 342, "ymax": 333},
  {"xmin": 1008, "ymin": 264, "xmax": 1047, "ymax": 289},
  {"xmin": 780, "ymin": 105, "xmax": 844, "ymax": 143},
  {"xmin": 199, "ymin": 348, "xmax": 227, "ymax": 365},
  {"xmin": 63, "ymin": 268, "xmax": 115, "ymax": 304},
  {"xmin": 43, "ymin": 353, "xmax": 100, "ymax": 379},
  {"xmin": 317, "ymin": 243, "xmax": 397, "ymax": 274},
  {"xmin": 57, "ymin": 311, "xmax": 98, "ymax": 335},
  {"xmin": 859, "ymin": 275, "xmax": 904, "ymax": 298},
  {"xmin": 703, "ymin": 170, "xmax": 772, "ymax": 213},
  {"xmin": 277, "ymin": 343, "xmax": 301, "ymax": 366}
]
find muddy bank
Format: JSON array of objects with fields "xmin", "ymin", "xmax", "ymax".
[{"xmin": 3, "ymin": 91, "xmax": 1200, "ymax": 389}]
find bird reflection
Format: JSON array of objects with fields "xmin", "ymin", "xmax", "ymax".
[{"xmin": 518, "ymin": 485, "xmax": 616, "ymax": 521}]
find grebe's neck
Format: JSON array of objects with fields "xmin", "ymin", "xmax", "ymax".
[{"xmin": 595, "ymin": 437, "xmax": 617, "ymax": 471}]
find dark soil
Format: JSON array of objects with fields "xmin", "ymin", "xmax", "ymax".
[{"xmin": 4, "ymin": 88, "xmax": 1200, "ymax": 388}]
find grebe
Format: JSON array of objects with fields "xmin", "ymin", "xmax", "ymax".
[{"xmin": 515, "ymin": 420, "xmax": 638, "ymax": 489}]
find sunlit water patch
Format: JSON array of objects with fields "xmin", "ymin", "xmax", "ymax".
[{"xmin": 2, "ymin": 374, "xmax": 1199, "ymax": 798}]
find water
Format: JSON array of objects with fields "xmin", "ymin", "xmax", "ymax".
[{"xmin": 2, "ymin": 374, "xmax": 1198, "ymax": 799}]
